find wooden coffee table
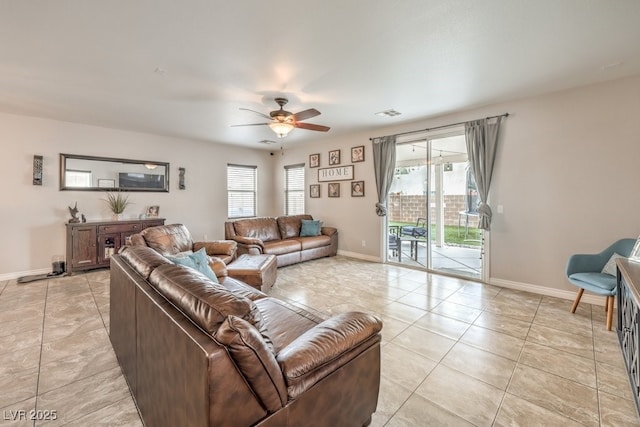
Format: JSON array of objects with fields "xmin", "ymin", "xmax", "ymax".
[{"xmin": 227, "ymin": 254, "xmax": 277, "ymax": 293}]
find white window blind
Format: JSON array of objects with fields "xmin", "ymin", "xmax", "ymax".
[
  {"xmin": 65, "ymin": 169, "xmax": 92, "ymax": 188},
  {"xmin": 227, "ymin": 164, "xmax": 257, "ymax": 218},
  {"xmin": 284, "ymin": 164, "xmax": 305, "ymax": 215}
]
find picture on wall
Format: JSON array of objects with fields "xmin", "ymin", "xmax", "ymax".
[
  {"xmin": 310, "ymin": 184, "xmax": 320, "ymax": 198},
  {"xmin": 351, "ymin": 145, "xmax": 365, "ymax": 163},
  {"xmin": 329, "ymin": 149, "xmax": 340, "ymax": 166},
  {"xmin": 351, "ymin": 181, "xmax": 364, "ymax": 197},
  {"xmin": 309, "ymin": 153, "xmax": 320, "ymax": 168},
  {"xmin": 328, "ymin": 182, "xmax": 340, "ymax": 198}
]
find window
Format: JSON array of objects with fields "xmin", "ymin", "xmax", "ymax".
[
  {"xmin": 284, "ymin": 163, "xmax": 305, "ymax": 215},
  {"xmin": 65, "ymin": 169, "xmax": 92, "ymax": 187},
  {"xmin": 227, "ymin": 164, "xmax": 257, "ymax": 218}
]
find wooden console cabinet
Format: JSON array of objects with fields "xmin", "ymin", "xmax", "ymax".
[
  {"xmin": 617, "ymin": 258, "xmax": 640, "ymax": 416},
  {"xmin": 65, "ymin": 218, "xmax": 165, "ymax": 275}
]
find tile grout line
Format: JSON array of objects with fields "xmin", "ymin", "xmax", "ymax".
[{"xmin": 32, "ymin": 278, "xmax": 50, "ymax": 427}]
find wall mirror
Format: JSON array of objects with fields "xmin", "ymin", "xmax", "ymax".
[{"xmin": 60, "ymin": 153, "xmax": 169, "ymax": 192}]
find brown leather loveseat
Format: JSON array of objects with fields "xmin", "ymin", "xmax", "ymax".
[
  {"xmin": 109, "ymin": 244, "xmax": 382, "ymax": 427},
  {"xmin": 225, "ymin": 214, "xmax": 338, "ymax": 267}
]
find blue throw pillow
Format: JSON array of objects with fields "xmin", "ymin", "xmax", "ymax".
[
  {"xmin": 167, "ymin": 247, "xmax": 219, "ymax": 283},
  {"xmin": 300, "ymin": 219, "xmax": 321, "ymax": 237}
]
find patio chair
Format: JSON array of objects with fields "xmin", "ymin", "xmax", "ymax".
[
  {"xmin": 400, "ymin": 218, "xmax": 427, "ymax": 238},
  {"xmin": 566, "ymin": 238, "xmax": 636, "ymax": 330}
]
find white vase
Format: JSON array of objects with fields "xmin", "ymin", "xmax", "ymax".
[{"xmin": 112, "ymin": 213, "xmax": 123, "ymax": 221}]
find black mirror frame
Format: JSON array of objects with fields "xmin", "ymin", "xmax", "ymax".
[{"xmin": 59, "ymin": 153, "xmax": 170, "ymax": 192}]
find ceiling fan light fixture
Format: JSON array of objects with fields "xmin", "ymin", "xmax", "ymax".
[{"xmin": 269, "ymin": 122, "xmax": 294, "ymax": 138}]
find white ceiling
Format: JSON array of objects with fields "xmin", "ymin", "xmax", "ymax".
[{"xmin": 1, "ymin": 1, "xmax": 639, "ymax": 149}]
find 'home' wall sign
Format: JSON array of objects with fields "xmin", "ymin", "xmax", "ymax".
[{"xmin": 318, "ymin": 165, "xmax": 354, "ymax": 182}]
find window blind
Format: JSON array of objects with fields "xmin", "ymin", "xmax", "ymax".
[
  {"xmin": 227, "ymin": 164, "xmax": 257, "ymax": 218},
  {"xmin": 284, "ymin": 163, "xmax": 305, "ymax": 215}
]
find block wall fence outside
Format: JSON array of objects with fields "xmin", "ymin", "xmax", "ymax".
[{"xmin": 388, "ymin": 194, "xmax": 476, "ymax": 227}]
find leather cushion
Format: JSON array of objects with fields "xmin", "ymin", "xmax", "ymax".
[
  {"xmin": 233, "ymin": 217, "xmax": 281, "ymax": 242},
  {"xmin": 149, "ymin": 264, "xmax": 254, "ymax": 335},
  {"xmin": 262, "ymin": 240, "xmax": 302, "ymax": 255},
  {"xmin": 276, "ymin": 214, "xmax": 313, "ymax": 239},
  {"xmin": 215, "ymin": 316, "xmax": 287, "ymax": 412},
  {"xmin": 293, "ymin": 235, "xmax": 332, "ymax": 250},
  {"xmin": 141, "ymin": 224, "xmax": 194, "ymax": 255},
  {"xmin": 119, "ymin": 245, "xmax": 172, "ymax": 280}
]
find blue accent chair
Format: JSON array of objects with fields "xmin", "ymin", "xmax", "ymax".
[{"xmin": 566, "ymin": 238, "xmax": 636, "ymax": 330}]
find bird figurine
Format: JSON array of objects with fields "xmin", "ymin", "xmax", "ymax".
[{"xmin": 68, "ymin": 202, "xmax": 80, "ymax": 223}]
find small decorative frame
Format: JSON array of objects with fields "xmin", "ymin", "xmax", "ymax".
[
  {"xmin": 328, "ymin": 182, "xmax": 340, "ymax": 198},
  {"xmin": 328, "ymin": 149, "xmax": 340, "ymax": 166},
  {"xmin": 98, "ymin": 179, "xmax": 115, "ymax": 188},
  {"xmin": 146, "ymin": 205, "xmax": 160, "ymax": 217},
  {"xmin": 630, "ymin": 236, "xmax": 640, "ymax": 262},
  {"xmin": 351, "ymin": 181, "xmax": 365, "ymax": 197},
  {"xmin": 351, "ymin": 145, "xmax": 365, "ymax": 163},
  {"xmin": 310, "ymin": 184, "xmax": 320, "ymax": 198},
  {"xmin": 309, "ymin": 153, "xmax": 320, "ymax": 168}
]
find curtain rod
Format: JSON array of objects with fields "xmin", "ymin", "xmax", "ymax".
[{"xmin": 369, "ymin": 112, "xmax": 509, "ymax": 141}]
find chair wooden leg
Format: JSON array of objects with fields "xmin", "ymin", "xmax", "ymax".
[
  {"xmin": 606, "ymin": 296, "xmax": 615, "ymax": 331},
  {"xmin": 571, "ymin": 289, "xmax": 584, "ymax": 313},
  {"xmin": 605, "ymin": 296, "xmax": 608, "ymax": 312}
]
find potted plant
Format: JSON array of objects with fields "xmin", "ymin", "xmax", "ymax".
[{"xmin": 103, "ymin": 191, "xmax": 131, "ymax": 220}]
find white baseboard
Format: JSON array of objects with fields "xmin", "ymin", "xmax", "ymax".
[
  {"xmin": 336, "ymin": 250, "xmax": 381, "ymax": 263},
  {"xmin": 489, "ymin": 277, "xmax": 609, "ymax": 307},
  {"xmin": 0, "ymin": 268, "xmax": 51, "ymax": 282}
]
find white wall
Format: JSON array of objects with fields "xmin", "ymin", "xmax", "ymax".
[
  {"xmin": 0, "ymin": 113, "xmax": 276, "ymax": 277},
  {"xmin": 272, "ymin": 75, "xmax": 640, "ymax": 296},
  {"xmin": 3, "ymin": 74, "xmax": 640, "ymax": 298}
]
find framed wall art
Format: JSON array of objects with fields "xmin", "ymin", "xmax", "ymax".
[
  {"xmin": 329, "ymin": 149, "xmax": 340, "ymax": 166},
  {"xmin": 351, "ymin": 181, "xmax": 364, "ymax": 197},
  {"xmin": 351, "ymin": 145, "xmax": 365, "ymax": 163},
  {"xmin": 309, "ymin": 153, "xmax": 320, "ymax": 168},
  {"xmin": 328, "ymin": 182, "xmax": 340, "ymax": 198},
  {"xmin": 310, "ymin": 184, "xmax": 320, "ymax": 198},
  {"xmin": 98, "ymin": 179, "xmax": 115, "ymax": 188}
]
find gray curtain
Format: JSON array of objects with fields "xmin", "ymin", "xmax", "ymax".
[
  {"xmin": 465, "ymin": 117, "xmax": 503, "ymax": 230},
  {"xmin": 372, "ymin": 135, "xmax": 397, "ymax": 216}
]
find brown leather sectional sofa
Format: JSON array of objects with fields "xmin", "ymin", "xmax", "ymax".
[
  {"xmin": 225, "ymin": 214, "xmax": 338, "ymax": 267},
  {"xmin": 109, "ymin": 243, "xmax": 382, "ymax": 427}
]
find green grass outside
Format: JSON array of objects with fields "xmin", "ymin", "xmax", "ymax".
[{"xmin": 389, "ymin": 221, "xmax": 482, "ymax": 247}]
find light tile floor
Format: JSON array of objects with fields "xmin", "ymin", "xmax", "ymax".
[{"xmin": 1, "ymin": 256, "xmax": 639, "ymax": 426}]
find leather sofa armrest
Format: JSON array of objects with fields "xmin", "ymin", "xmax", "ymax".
[
  {"xmin": 194, "ymin": 240, "xmax": 237, "ymax": 258},
  {"xmin": 208, "ymin": 256, "xmax": 229, "ymax": 278},
  {"xmin": 321, "ymin": 226, "xmax": 337, "ymax": 237},
  {"xmin": 276, "ymin": 312, "xmax": 382, "ymax": 399},
  {"xmin": 233, "ymin": 236, "xmax": 265, "ymax": 252}
]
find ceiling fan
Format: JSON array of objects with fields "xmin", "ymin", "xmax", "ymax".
[{"xmin": 232, "ymin": 97, "xmax": 330, "ymax": 138}]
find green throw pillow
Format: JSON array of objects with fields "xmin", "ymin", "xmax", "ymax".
[
  {"xmin": 167, "ymin": 247, "xmax": 219, "ymax": 283},
  {"xmin": 300, "ymin": 219, "xmax": 321, "ymax": 237}
]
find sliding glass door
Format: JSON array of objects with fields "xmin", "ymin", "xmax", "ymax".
[{"xmin": 385, "ymin": 130, "xmax": 483, "ymax": 280}]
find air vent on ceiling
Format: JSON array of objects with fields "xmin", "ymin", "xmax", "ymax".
[{"xmin": 375, "ymin": 109, "xmax": 402, "ymax": 117}]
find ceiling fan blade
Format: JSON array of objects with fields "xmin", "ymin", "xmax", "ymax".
[
  {"xmin": 230, "ymin": 123, "xmax": 271, "ymax": 127},
  {"xmin": 294, "ymin": 122, "xmax": 330, "ymax": 132},
  {"xmin": 239, "ymin": 108, "xmax": 273, "ymax": 120},
  {"xmin": 292, "ymin": 108, "xmax": 321, "ymax": 122}
]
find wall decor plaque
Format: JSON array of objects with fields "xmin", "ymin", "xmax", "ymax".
[{"xmin": 318, "ymin": 165, "xmax": 354, "ymax": 182}]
